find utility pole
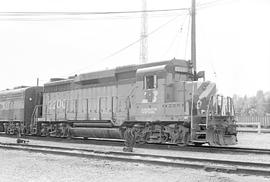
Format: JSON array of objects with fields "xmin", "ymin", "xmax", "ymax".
[
  {"xmin": 140, "ymin": 0, "xmax": 148, "ymax": 64},
  {"xmin": 191, "ymin": 0, "xmax": 197, "ymax": 77}
]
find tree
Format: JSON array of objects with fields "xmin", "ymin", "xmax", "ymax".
[
  {"xmin": 233, "ymin": 90, "xmax": 270, "ymax": 116},
  {"xmin": 265, "ymin": 92, "xmax": 270, "ymax": 115},
  {"xmin": 256, "ymin": 90, "xmax": 265, "ymax": 116}
]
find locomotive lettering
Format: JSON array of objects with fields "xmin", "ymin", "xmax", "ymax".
[
  {"xmin": 0, "ymin": 101, "xmax": 23, "ymax": 110},
  {"xmin": 141, "ymin": 107, "xmax": 158, "ymax": 114},
  {"xmin": 48, "ymin": 100, "xmax": 66, "ymax": 110},
  {"xmin": 142, "ymin": 90, "xmax": 158, "ymax": 103}
]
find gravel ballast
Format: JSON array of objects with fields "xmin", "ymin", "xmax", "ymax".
[{"xmin": 0, "ymin": 149, "xmax": 269, "ymax": 182}]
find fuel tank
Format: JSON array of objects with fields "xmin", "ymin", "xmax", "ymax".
[{"xmin": 70, "ymin": 127, "xmax": 122, "ymax": 139}]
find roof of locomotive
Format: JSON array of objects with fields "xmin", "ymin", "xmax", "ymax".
[
  {"xmin": 75, "ymin": 58, "xmax": 189, "ymax": 83},
  {"xmin": 74, "ymin": 69, "xmax": 115, "ymax": 83},
  {"xmin": 0, "ymin": 87, "xmax": 29, "ymax": 96},
  {"xmin": 44, "ymin": 58, "xmax": 190, "ymax": 88},
  {"xmin": 44, "ymin": 78, "xmax": 73, "ymax": 87}
]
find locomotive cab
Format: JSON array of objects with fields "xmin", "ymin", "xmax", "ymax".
[
  {"xmin": 134, "ymin": 59, "xmax": 193, "ymax": 122},
  {"xmin": 134, "ymin": 64, "xmax": 166, "ymax": 121}
]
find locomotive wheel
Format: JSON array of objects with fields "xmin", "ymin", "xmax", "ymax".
[
  {"xmin": 123, "ymin": 128, "xmax": 136, "ymax": 151},
  {"xmin": 217, "ymin": 130, "xmax": 225, "ymax": 146},
  {"xmin": 182, "ymin": 131, "xmax": 190, "ymax": 145},
  {"xmin": 207, "ymin": 127, "xmax": 217, "ymax": 146},
  {"xmin": 223, "ymin": 134, "xmax": 237, "ymax": 145},
  {"xmin": 161, "ymin": 133, "xmax": 169, "ymax": 143}
]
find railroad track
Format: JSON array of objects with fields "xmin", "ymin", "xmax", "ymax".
[
  {"xmin": 0, "ymin": 141, "xmax": 270, "ymax": 176},
  {"xmin": 0, "ymin": 133, "xmax": 270, "ymax": 155}
]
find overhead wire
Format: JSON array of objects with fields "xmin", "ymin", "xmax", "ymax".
[
  {"xmin": 0, "ymin": 8, "xmax": 189, "ymax": 21},
  {"xmin": 174, "ymin": 13, "xmax": 190, "ymax": 58},
  {"xmin": 0, "ymin": 1, "xmax": 243, "ymax": 87},
  {"xmin": 61, "ymin": 13, "xmax": 188, "ymax": 77},
  {"xmin": 197, "ymin": 0, "xmax": 237, "ymax": 10},
  {"xmin": 0, "ymin": 8, "xmax": 188, "ymax": 16},
  {"xmin": 197, "ymin": 0, "xmax": 225, "ymax": 7},
  {"xmin": 196, "ymin": 0, "xmax": 237, "ymax": 80},
  {"xmin": 161, "ymin": 13, "xmax": 190, "ymax": 59},
  {"xmin": 184, "ymin": 14, "xmax": 191, "ymax": 60},
  {"xmin": 0, "ymin": 12, "xmax": 186, "ymax": 21},
  {"xmin": 161, "ymin": 25, "xmax": 180, "ymax": 59},
  {"xmin": 0, "ymin": 7, "xmax": 191, "ymax": 77}
]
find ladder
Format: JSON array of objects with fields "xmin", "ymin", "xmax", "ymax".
[{"xmin": 191, "ymin": 116, "xmax": 207, "ymax": 144}]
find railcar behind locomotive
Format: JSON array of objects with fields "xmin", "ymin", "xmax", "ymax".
[
  {"xmin": 0, "ymin": 86, "xmax": 43, "ymax": 134},
  {"xmin": 0, "ymin": 59, "xmax": 237, "ymax": 147}
]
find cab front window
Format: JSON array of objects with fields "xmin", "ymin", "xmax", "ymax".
[{"xmin": 144, "ymin": 75, "xmax": 157, "ymax": 89}]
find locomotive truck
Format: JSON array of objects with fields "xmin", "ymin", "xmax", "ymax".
[{"xmin": 0, "ymin": 59, "xmax": 237, "ymax": 147}]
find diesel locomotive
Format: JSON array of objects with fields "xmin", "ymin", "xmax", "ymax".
[{"xmin": 0, "ymin": 59, "xmax": 237, "ymax": 147}]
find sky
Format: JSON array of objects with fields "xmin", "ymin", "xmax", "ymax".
[{"xmin": 0, "ymin": 0, "xmax": 269, "ymax": 97}]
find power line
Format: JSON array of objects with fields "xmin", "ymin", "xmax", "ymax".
[
  {"xmin": 161, "ymin": 27, "xmax": 180, "ymax": 59},
  {"xmin": 197, "ymin": 0, "xmax": 237, "ymax": 10},
  {"xmin": 62, "ymin": 14, "xmax": 187, "ymax": 76},
  {"xmin": 184, "ymin": 14, "xmax": 191, "ymax": 60},
  {"xmin": 161, "ymin": 13, "xmax": 189, "ymax": 59},
  {"xmin": 0, "ymin": 13, "xmax": 185, "ymax": 21},
  {"xmin": 197, "ymin": 0, "xmax": 225, "ymax": 7},
  {"xmin": 0, "ymin": 8, "xmax": 188, "ymax": 17}
]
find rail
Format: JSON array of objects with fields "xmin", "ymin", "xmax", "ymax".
[
  {"xmin": 0, "ymin": 142, "xmax": 270, "ymax": 176},
  {"xmin": 2, "ymin": 134, "xmax": 270, "ymax": 155}
]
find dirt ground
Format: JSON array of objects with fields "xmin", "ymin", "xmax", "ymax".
[{"xmin": 0, "ymin": 149, "xmax": 269, "ymax": 182}]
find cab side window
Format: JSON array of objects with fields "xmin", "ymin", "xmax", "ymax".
[{"xmin": 144, "ymin": 75, "xmax": 157, "ymax": 89}]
